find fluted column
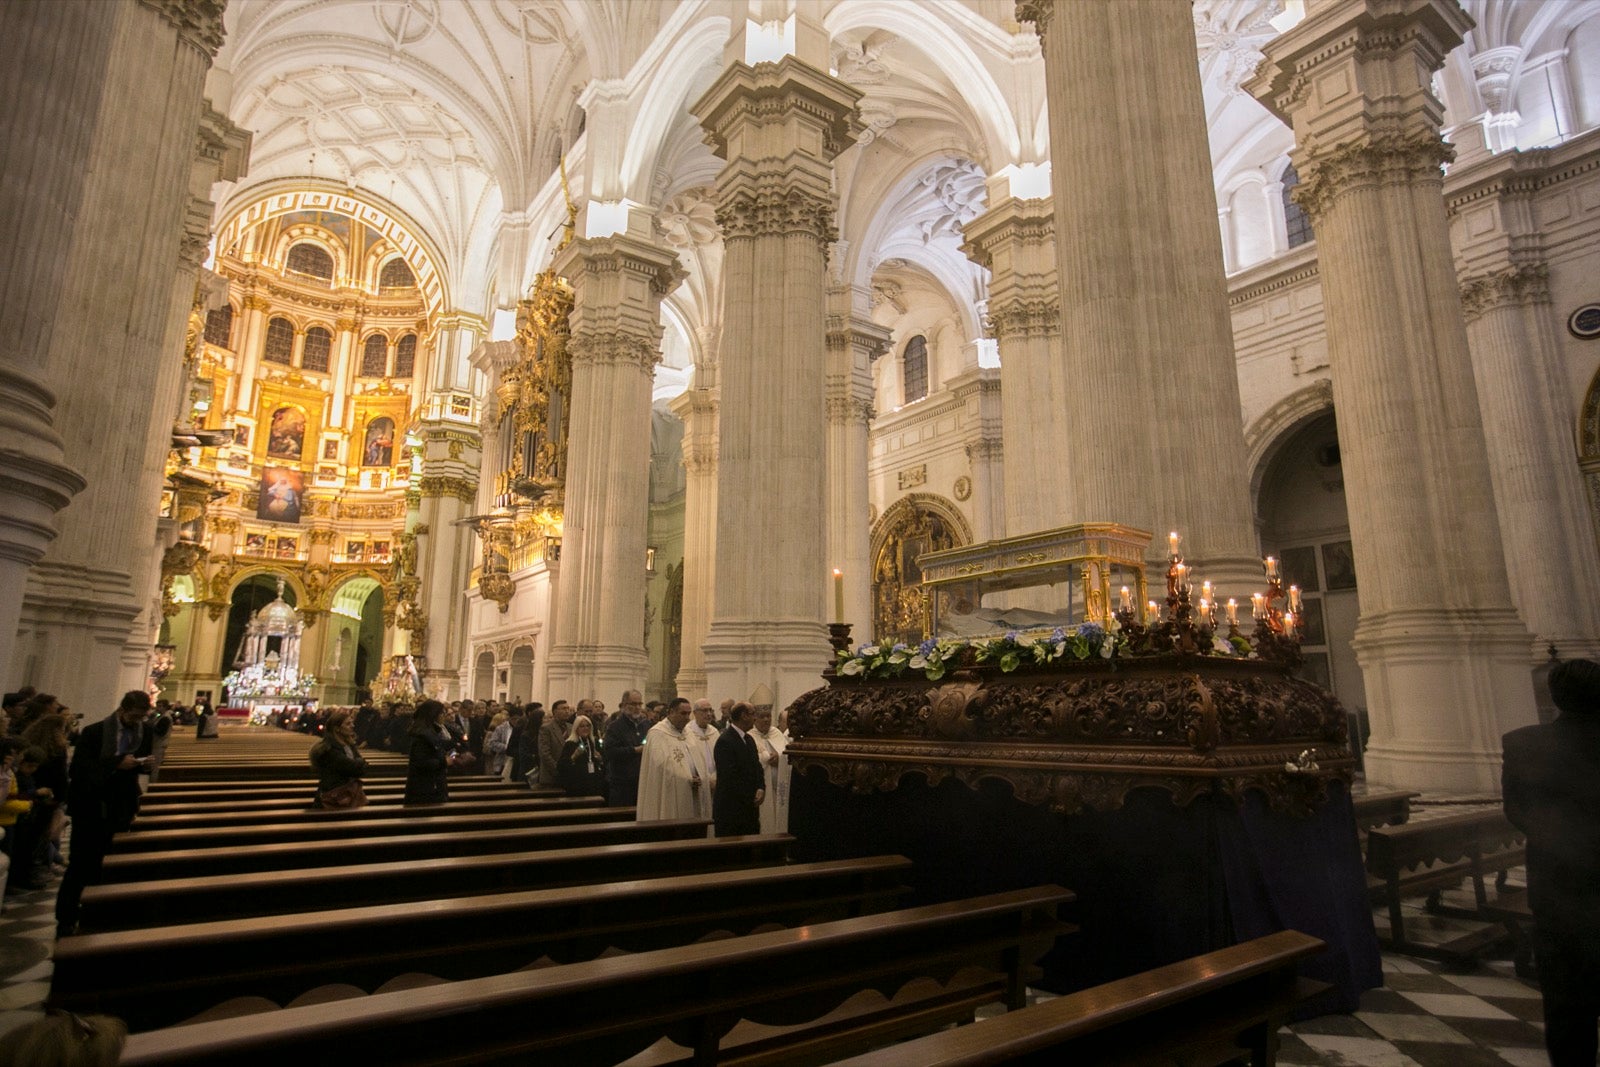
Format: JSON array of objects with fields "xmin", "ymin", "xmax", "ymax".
[
  {"xmin": 415, "ymin": 428, "xmax": 481, "ymax": 700},
  {"xmin": 1018, "ymin": 0, "xmax": 1260, "ymax": 589},
  {"xmin": 330, "ymin": 314, "xmax": 358, "ymax": 434},
  {"xmin": 544, "ymin": 233, "xmax": 685, "ymax": 700},
  {"xmin": 1455, "ymin": 268, "xmax": 1600, "ymax": 657},
  {"xmin": 0, "ymin": 0, "xmax": 118, "ymax": 679},
  {"xmin": 825, "ymin": 286, "xmax": 887, "ymax": 634},
  {"xmin": 1249, "ymin": 0, "xmax": 1538, "ymax": 793},
  {"xmin": 962, "ymin": 191, "xmax": 1065, "ymax": 536},
  {"xmin": 11, "ymin": 0, "xmax": 225, "ymax": 716},
  {"xmin": 670, "ymin": 387, "xmax": 718, "ymax": 699},
  {"xmin": 693, "ymin": 57, "xmax": 861, "ymax": 709},
  {"xmin": 231, "ymin": 294, "xmax": 269, "ymax": 414}
]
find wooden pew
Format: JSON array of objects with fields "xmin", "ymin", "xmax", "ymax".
[
  {"xmin": 154, "ymin": 762, "xmax": 407, "ymax": 781},
  {"xmin": 828, "ymin": 930, "xmax": 1326, "ymax": 1067},
  {"xmin": 116, "ymin": 886, "xmax": 1071, "ymax": 1067},
  {"xmin": 79, "ymin": 833, "xmax": 791, "ymax": 930},
  {"xmin": 99, "ymin": 818, "xmax": 709, "ymax": 881},
  {"xmin": 128, "ymin": 795, "xmax": 598, "ymax": 831},
  {"xmin": 1366, "ymin": 808, "xmax": 1525, "ymax": 962},
  {"xmin": 53, "ymin": 856, "xmax": 916, "ymax": 1032},
  {"xmin": 140, "ymin": 780, "xmax": 545, "ymax": 806},
  {"xmin": 1351, "ymin": 789, "xmax": 1418, "ymax": 832},
  {"xmin": 111, "ymin": 806, "xmax": 626, "ymax": 853}
]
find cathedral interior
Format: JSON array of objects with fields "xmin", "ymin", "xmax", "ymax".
[{"xmin": 5, "ymin": 0, "xmax": 1600, "ymax": 799}]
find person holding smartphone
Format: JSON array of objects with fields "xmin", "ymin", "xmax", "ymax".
[{"xmin": 56, "ymin": 691, "xmax": 154, "ymax": 937}]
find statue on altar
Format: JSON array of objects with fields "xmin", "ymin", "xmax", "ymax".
[{"xmin": 223, "ymin": 579, "xmax": 317, "ymax": 719}]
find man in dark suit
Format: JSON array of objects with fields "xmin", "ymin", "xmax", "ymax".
[
  {"xmin": 1502, "ymin": 658, "xmax": 1600, "ymax": 1067},
  {"xmin": 712, "ymin": 701, "xmax": 765, "ymax": 837},
  {"xmin": 56, "ymin": 690, "xmax": 155, "ymax": 936}
]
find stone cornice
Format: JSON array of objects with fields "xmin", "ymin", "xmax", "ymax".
[
  {"xmin": 1227, "ymin": 242, "xmax": 1321, "ymax": 307},
  {"xmin": 139, "ymin": 0, "xmax": 227, "ymax": 62},
  {"xmin": 1444, "ymin": 129, "xmax": 1600, "ymax": 213}
]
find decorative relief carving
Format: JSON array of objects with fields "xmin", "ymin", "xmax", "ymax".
[
  {"xmin": 138, "ymin": 0, "xmax": 227, "ymax": 60},
  {"xmin": 953, "ymin": 476, "xmax": 972, "ymax": 502},
  {"xmin": 1459, "ymin": 263, "xmax": 1551, "ymax": 320},
  {"xmin": 1015, "ymin": 0, "xmax": 1053, "ymax": 39},
  {"xmin": 568, "ymin": 333, "xmax": 660, "ymax": 372},
  {"xmin": 965, "ymin": 438, "xmax": 1003, "ymax": 463},
  {"xmin": 987, "ymin": 297, "xmax": 1060, "ymax": 339},
  {"xmin": 656, "ymin": 188, "xmax": 720, "ymax": 248},
  {"xmin": 418, "ymin": 476, "xmax": 477, "ymax": 503},
  {"xmin": 897, "ymin": 464, "xmax": 927, "ymax": 491},
  {"xmin": 715, "ymin": 188, "xmax": 835, "ymax": 246},
  {"xmin": 787, "ymin": 660, "xmax": 1350, "ymax": 814},
  {"xmin": 825, "ymin": 396, "xmax": 875, "ymax": 424},
  {"xmin": 1294, "ymin": 134, "xmax": 1455, "ymax": 220}
]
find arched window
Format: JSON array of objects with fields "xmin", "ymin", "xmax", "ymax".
[
  {"xmin": 263, "ymin": 317, "xmax": 294, "ymax": 364},
  {"xmin": 394, "ymin": 333, "xmax": 417, "ymax": 377},
  {"xmin": 1281, "ymin": 165, "xmax": 1314, "ymax": 249},
  {"xmin": 285, "ymin": 242, "xmax": 334, "ymax": 283},
  {"xmin": 301, "ymin": 326, "xmax": 332, "ymax": 372},
  {"xmin": 378, "ymin": 257, "xmax": 415, "ymax": 289},
  {"xmin": 902, "ymin": 335, "xmax": 928, "ymax": 403},
  {"xmin": 360, "ymin": 334, "xmax": 389, "ymax": 377},
  {"xmin": 203, "ymin": 304, "xmax": 233, "ymax": 348}
]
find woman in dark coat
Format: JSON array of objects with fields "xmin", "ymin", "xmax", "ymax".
[
  {"xmin": 309, "ymin": 709, "xmax": 369, "ymax": 808},
  {"xmin": 403, "ymin": 700, "xmax": 455, "ymax": 805},
  {"xmin": 557, "ymin": 715, "xmax": 607, "ymax": 798}
]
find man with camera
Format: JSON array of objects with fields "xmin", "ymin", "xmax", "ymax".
[{"xmin": 55, "ymin": 690, "xmax": 155, "ymax": 937}]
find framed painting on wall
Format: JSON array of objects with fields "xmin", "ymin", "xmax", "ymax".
[{"xmin": 1322, "ymin": 540, "xmax": 1357, "ymax": 590}]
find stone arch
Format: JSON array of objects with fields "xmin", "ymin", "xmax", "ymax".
[
  {"xmin": 225, "ymin": 566, "xmax": 307, "ymax": 606},
  {"xmin": 1245, "ymin": 378, "xmax": 1335, "ymax": 514},
  {"xmin": 869, "ymin": 492, "xmax": 973, "ymax": 645}
]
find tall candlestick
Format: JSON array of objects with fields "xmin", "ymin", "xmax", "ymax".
[
  {"xmin": 1119, "ymin": 585, "xmax": 1132, "ymax": 613},
  {"xmin": 1226, "ymin": 598, "xmax": 1238, "ymax": 625},
  {"xmin": 1288, "ymin": 585, "xmax": 1302, "ymax": 613},
  {"xmin": 1198, "ymin": 598, "xmax": 1212, "ymax": 625},
  {"xmin": 1264, "ymin": 556, "xmax": 1279, "ymax": 581},
  {"xmin": 832, "ymin": 568, "xmax": 844, "ymax": 624},
  {"xmin": 1168, "ymin": 531, "xmax": 1181, "ymax": 558},
  {"xmin": 1201, "ymin": 580, "xmax": 1212, "ymax": 604},
  {"xmin": 1251, "ymin": 593, "xmax": 1266, "ymax": 619},
  {"xmin": 1147, "ymin": 600, "xmax": 1160, "ymax": 624}
]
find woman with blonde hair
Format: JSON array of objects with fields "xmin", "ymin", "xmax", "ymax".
[{"xmin": 557, "ymin": 714, "xmax": 607, "ymax": 798}]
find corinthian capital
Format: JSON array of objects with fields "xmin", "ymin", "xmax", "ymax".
[
  {"xmin": 1015, "ymin": 0, "xmax": 1054, "ymax": 39},
  {"xmin": 569, "ymin": 333, "xmax": 661, "ymax": 373},
  {"xmin": 1294, "ymin": 134, "xmax": 1454, "ymax": 221},
  {"xmin": 714, "ymin": 187, "xmax": 836, "ymax": 247},
  {"xmin": 1459, "ymin": 263, "xmax": 1551, "ymax": 321},
  {"xmin": 138, "ymin": 0, "xmax": 227, "ymax": 61}
]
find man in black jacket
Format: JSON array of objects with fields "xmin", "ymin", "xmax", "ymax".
[
  {"xmin": 56, "ymin": 690, "xmax": 154, "ymax": 936},
  {"xmin": 712, "ymin": 701, "xmax": 764, "ymax": 837},
  {"xmin": 1502, "ymin": 658, "xmax": 1600, "ymax": 1067}
]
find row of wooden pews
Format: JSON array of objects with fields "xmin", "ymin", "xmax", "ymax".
[{"xmin": 50, "ymin": 730, "xmax": 1333, "ymax": 1064}]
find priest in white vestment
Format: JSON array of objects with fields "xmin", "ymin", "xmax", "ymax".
[
  {"xmin": 636, "ymin": 698, "xmax": 706, "ymax": 822},
  {"xmin": 752, "ymin": 707, "xmax": 790, "ymax": 834},
  {"xmin": 686, "ymin": 699, "xmax": 720, "ymax": 793}
]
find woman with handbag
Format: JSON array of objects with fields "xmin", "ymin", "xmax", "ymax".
[
  {"xmin": 556, "ymin": 715, "xmax": 607, "ymax": 798},
  {"xmin": 310, "ymin": 709, "xmax": 369, "ymax": 809}
]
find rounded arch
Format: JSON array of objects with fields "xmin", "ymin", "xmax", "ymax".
[
  {"xmin": 1245, "ymin": 379, "xmax": 1336, "ymax": 508},
  {"xmin": 225, "ymin": 567, "xmax": 307, "ymax": 606},
  {"xmin": 869, "ymin": 491, "xmax": 974, "ymax": 569},
  {"xmin": 215, "ymin": 179, "xmax": 452, "ymax": 319},
  {"xmin": 824, "ymin": 1, "xmax": 1021, "ymax": 168},
  {"xmin": 620, "ymin": 14, "xmax": 730, "ymax": 202},
  {"xmin": 277, "ymin": 232, "xmax": 343, "ymax": 282},
  {"xmin": 869, "ymin": 491, "xmax": 973, "ymax": 645}
]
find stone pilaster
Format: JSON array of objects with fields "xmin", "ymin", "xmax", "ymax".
[
  {"xmin": 0, "ymin": 0, "xmax": 119, "ymax": 681},
  {"xmin": 693, "ymin": 56, "xmax": 861, "ymax": 708},
  {"xmin": 1249, "ymin": 0, "xmax": 1538, "ymax": 793},
  {"xmin": 415, "ymin": 426, "xmax": 482, "ymax": 700},
  {"xmin": 962, "ymin": 191, "xmax": 1065, "ymax": 537},
  {"xmin": 1446, "ymin": 151, "xmax": 1600, "ymax": 660},
  {"xmin": 543, "ymin": 233, "xmax": 685, "ymax": 701},
  {"xmin": 1018, "ymin": 0, "xmax": 1260, "ymax": 590},
  {"xmin": 231, "ymin": 293, "xmax": 269, "ymax": 413},
  {"xmin": 12, "ymin": 0, "xmax": 224, "ymax": 714},
  {"xmin": 825, "ymin": 286, "xmax": 887, "ymax": 634},
  {"xmin": 670, "ymin": 387, "xmax": 718, "ymax": 700}
]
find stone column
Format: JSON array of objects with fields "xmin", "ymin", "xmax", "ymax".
[
  {"xmin": 825, "ymin": 286, "xmax": 887, "ymax": 634},
  {"xmin": 415, "ymin": 431, "xmax": 481, "ymax": 700},
  {"xmin": 670, "ymin": 387, "xmax": 718, "ymax": 699},
  {"xmin": 1249, "ymin": 0, "xmax": 1538, "ymax": 793},
  {"xmin": 330, "ymin": 314, "xmax": 358, "ymax": 433},
  {"xmin": 0, "ymin": 0, "xmax": 119, "ymax": 680},
  {"xmin": 231, "ymin": 293, "xmax": 269, "ymax": 414},
  {"xmin": 11, "ymin": 0, "xmax": 226, "ymax": 716},
  {"xmin": 1018, "ymin": 0, "xmax": 1260, "ymax": 589},
  {"xmin": 1445, "ymin": 154, "xmax": 1600, "ymax": 662},
  {"xmin": 693, "ymin": 57, "xmax": 861, "ymax": 709},
  {"xmin": 962, "ymin": 190, "xmax": 1064, "ymax": 537},
  {"xmin": 543, "ymin": 233, "xmax": 684, "ymax": 701}
]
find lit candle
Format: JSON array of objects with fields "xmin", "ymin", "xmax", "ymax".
[
  {"xmin": 833, "ymin": 568, "xmax": 844, "ymax": 624},
  {"xmin": 1174, "ymin": 563, "xmax": 1187, "ymax": 587},
  {"xmin": 1201, "ymin": 580, "xmax": 1212, "ymax": 604},
  {"xmin": 1226, "ymin": 598, "xmax": 1238, "ymax": 625},
  {"xmin": 1119, "ymin": 585, "xmax": 1132, "ymax": 613},
  {"xmin": 1251, "ymin": 593, "xmax": 1266, "ymax": 619},
  {"xmin": 1147, "ymin": 600, "xmax": 1160, "ymax": 624},
  {"xmin": 1264, "ymin": 556, "xmax": 1279, "ymax": 581},
  {"xmin": 1198, "ymin": 598, "xmax": 1212, "ymax": 624},
  {"xmin": 1289, "ymin": 585, "xmax": 1302, "ymax": 613},
  {"xmin": 1284, "ymin": 612, "xmax": 1296, "ymax": 633},
  {"xmin": 1168, "ymin": 531, "xmax": 1181, "ymax": 558}
]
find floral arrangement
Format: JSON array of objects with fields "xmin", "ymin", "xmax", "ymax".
[
  {"xmin": 837, "ymin": 623, "xmax": 1121, "ymax": 682},
  {"xmin": 223, "ymin": 663, "xmax": 317, "ymax": 699}
]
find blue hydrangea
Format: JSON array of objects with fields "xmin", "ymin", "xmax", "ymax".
[
  {"xmin": 1077, "ymin": 622, "xmax": 1105, "ymax": 640},
  {"xmin": 1050, "ymin": 628, "xmax": 1066, "ymax": 642},
  {"xmin": 1004, "ymin": 630, "xmax": 1021, "ymax": 642},
  {"xmin": 892, "ymin": 643, "xmax": 907, "ymax": 652},
  {"xmin": 918, "ymin": 638, "xmax": 938, "ymax": 656}
]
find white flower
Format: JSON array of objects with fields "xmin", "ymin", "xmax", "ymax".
[
  {"xmin": 860, "ymin": 645, "xmax": 881, "ymax": 657},
  {"xmin": 1099, "ymin": 640, "xmax": 1115, "ymax": 659},
  {"xmin": 839, "ymin": 659, "xmax": 865, "ymax": 676},
  {"xmin": 909, "ymin": 655, "xmax": 928, "ymax": 669}
]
